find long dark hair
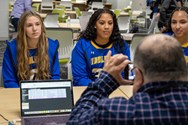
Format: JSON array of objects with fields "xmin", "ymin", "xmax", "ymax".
[
  {"xmin": 168, "ymin": 6, "xmax": 188, "ymax": 32},
  {"xmin": 79, "ymin": 8, "xmax": 125, "ymax": 53}
]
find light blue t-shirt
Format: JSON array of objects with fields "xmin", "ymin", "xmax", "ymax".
[{"xmin": 11, "ymin": 0, "xmax": 32, "ymax": 18}]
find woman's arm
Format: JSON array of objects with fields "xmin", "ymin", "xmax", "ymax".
[
  {"xmin": 50, "ymin": 40, "xmax": 61, "ymax": 79},
  {"xmin": 2, "ymin": 46, "xmax": 19, "ymax": 88},
  {"xmin": 71, "ymin": 41, "xmax": 93, "ymax": 86}
]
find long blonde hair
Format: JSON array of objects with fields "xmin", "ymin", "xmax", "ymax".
[{"xmin": 17, "ymin": 10, "xmax": 50, "ymax": 80}]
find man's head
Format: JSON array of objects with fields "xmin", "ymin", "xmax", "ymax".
[{"xmin": 133, "ymin": 34, "xmax": 188, "ymax": 94}]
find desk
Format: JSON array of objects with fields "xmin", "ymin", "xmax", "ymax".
[
  {"xmin": 72, "ymin": 1, "xmax": 88, "ymax": 11},
  {"xmin": 73, "ymin": 86, "xmax": 132, "ymax": 103},
  {"xmin": 119, "ymin": 85, "xmax": 133, "ymax": 98},
  {"xmin": 39, "ymin": 10, "xmax": 76, "ymax": 19},
  {"xmin": 39, "ymin": 13, "xmax": 47, "ymax": 19},
  {"xmin": 120, "ymin": 11, "xmax": 129, "ymax": 16},
  {"xmin": 33, "ymin": 0, "xmax": 88, "ymax": 11},
  {"xmin": 0, "ymin": 88, "xmax": 20, "ymax": 125},
  {"xmin": 0, "ymin": 86, "xmax": 133, "ymax": 125},
  {"xmin": 58, "ymin": 22, "xmax": 81, "ymax": 30}
]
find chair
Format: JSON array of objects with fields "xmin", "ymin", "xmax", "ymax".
[
  {"xmin": 45, "ymin": 27, "xmax": 74, "ymax": 58},
  {"xmin": 41, "ymin": 0, "xmax": 53, "ymax": 11},
  {"xmin": 79, "ymin": 14, "xmax": 92, "ymax": 31},
  {"xmin": 59, "ymin": 1, "xmax": 72, "ymax": 10},
  {"xmin": 9, "ymin": 2, "xmax": 13, "ymax": 13},
  {"xmin": 43, "ymin": 13, "xmax": 59, "ymax": 28},
  {"xmin": 130, "ymin": 33, "xmax": 149, "ymax": 61},
  {"xmin": 56, "ymin": 5, "xmax": 66, "ymax": 10},
  {"xmin": 46, "ymin": 28, "xmax": 74, "ymax": 79},
  {"xmin": 32, "ymin": 3, "xmax": 40, "ymax": 12},
  {"xmin": 117, "ymin": 15, "xmax": 130, "ymax": 33},
  {"xmin": 74, "ymin": 7, "xmax": 81, "ymax": 18},
  {"xmin": 91, "ymin": 2, "xmax": 104, "ymax": 10},
  {"xmin": 114, "ymin": 9, "xmax": 121, "ymax": 18},
  {"xmin": 81, "ymin": 11, "xmax": 93, "ymax": 16},
  {"xmin": 52, "ymin": 9, "xmax": 66, "ymax": 23},
  {"xmin": 9, "ymin": 0, "xmax": 15, "ymax": 6}
]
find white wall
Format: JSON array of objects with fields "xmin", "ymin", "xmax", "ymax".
[{"xmin": 0, "ymin": 0, "xmax": 9, "ymax": 41}]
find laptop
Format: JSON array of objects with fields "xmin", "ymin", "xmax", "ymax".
[{"xmin": 20, "ymin": 80, "xmax": 74, "ymax": 125}]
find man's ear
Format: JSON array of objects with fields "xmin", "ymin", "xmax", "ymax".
[{"xmin": 133, "ymin": 68, "xmax": 144, "ymax": 95}]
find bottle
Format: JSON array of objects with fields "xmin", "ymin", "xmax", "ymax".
[{"xmin": 67, "ymin": 16, "xmax": 71, "ymax": 27}]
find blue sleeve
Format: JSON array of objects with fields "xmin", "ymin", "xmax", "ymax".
[
  {"xmin": 50, "ymin": 41, "xmax": 61, "ymax": 79},
  {"xmin": 71, "ymin": 40, "xmax": 92, "ymax": 86},
  {"xmin": 120, "ymin": 41, "xmax": 131, "ymax": 79},
  {"xmin": 124, "ymin": 41, "xmax": 131, "ymax": 60},
  {"xmin": 2, "ymin": 46, "xmax": 19, "ymax": 88}
]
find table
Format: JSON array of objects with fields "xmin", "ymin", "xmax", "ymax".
[
  {"xmin": 39, "ymin": 10, "xmax": 76, "ymax": 18},
  {"xmin": 0, "ymin": 88, "xmax": 20, "ymax": 125},
  {"xmin": 72, "ymin": 1, "xmax": 88, "ymax": 11},
  {"xmin": 73, "ymin": 86, "xmax": 133, "ymax": 103},
  {"xmin": 32, "ymin": 0, "xmax": 88, "ymax": 11},
  {"xmin": 58, "ymin": 22, "xmax": 81, "ymax": 30},
  {"xmin": 119, "ymin": 85, "xmax": 133, "ymax": 98},
  {"xmin": 0, "ymin": 86, "xmax": 133, "ymax": 125}
]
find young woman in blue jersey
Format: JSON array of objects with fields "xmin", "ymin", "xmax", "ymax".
[
  {"xmin": 168, "ymin": 7, "xmax": 188, "ymax": 63},
  {"xmin": 71, "ymin": 8, "xmax": 130, "ymax": 86},
  {"xmin": 2, "ymin": 11, "xmax": 60, "ymax": 88}
]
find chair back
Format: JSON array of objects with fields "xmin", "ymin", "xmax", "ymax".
[
  {"xmin": 74, "ymin": 7, "xmax": 81, "ymax": 18},
  {"xmin": 45, "ymin": 27, "xmax": 74, "ymax": 58},
  {"xmin": 46, "ymin": 28, "xmax": 74, "ymax": 80},
  {"xmin": 81, "ymin": 11, "xmax": 93, "ymax": 16},
  {"xmin": 114, "ymin": 9, "xmax": 121, "ymax": 18},
  {"xmin": 52, "ymin": 9, "xmax": 66, "ymax": 22},
  {"xmin": 130, "ymin": 33, "xmax": 149, "ymax": 61},
  {"xmin": 79, "ymin": 14, "xmax": 91, "ymax": 31},
  {"xmin": 91, "ymin": 2, "xmax": 104, "ymax": 10},
  {"xmin": 117, "ymin": 15, "xmax": 130, "ymax": 33},
  {"xmin": 41, "ymin": 0, "xmax": 53, "ymax": 10},
  {"xmin": 32, "ymin": 3, "xmax": 40, "ymax": 12},
  {"xmin": 44, "ymin": 13, "xmax": 59, "ymax": 27}
]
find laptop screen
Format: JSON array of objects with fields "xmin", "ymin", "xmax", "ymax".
[{"xmin": 20, "ymin": 80, "xmax": 73, "ymax": 116}]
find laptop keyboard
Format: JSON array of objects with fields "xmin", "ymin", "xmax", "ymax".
[{"xmin": 22, "ymin": 114, "xmax": 69, "ymax": 125}]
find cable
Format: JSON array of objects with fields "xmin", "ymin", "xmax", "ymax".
[
  {"xmin": 0, "ymin": 113, "xmax": 9, "ymax": 122},
  {"xmin": 0, "ymin": 113, "xmax": 13, "ymax": 125}
]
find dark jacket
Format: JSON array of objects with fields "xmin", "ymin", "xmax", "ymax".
[{"xmin": 158, "ymin": 0, "xmax": 178, "ymax": 29}]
